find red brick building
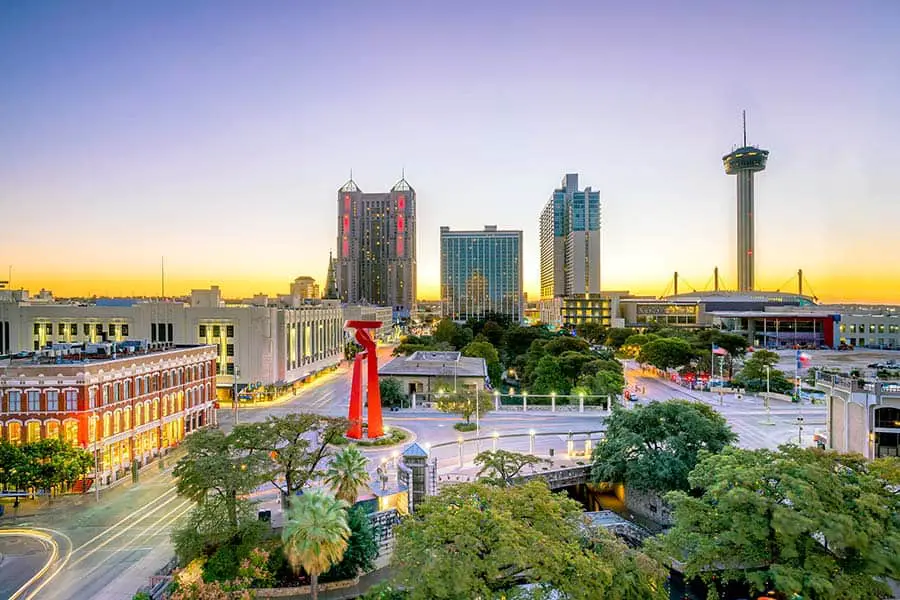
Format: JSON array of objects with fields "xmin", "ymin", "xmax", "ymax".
[{"xmin": 0, "ymin": 342, "xmax": 217, "ymax": 483}]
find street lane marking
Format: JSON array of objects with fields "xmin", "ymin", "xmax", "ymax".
[
  {"xmin": 0, "ymin": 529, "xmax": 59, "ymax": 600},
  {"xmin": 70, "ymin": 487, "xmax": 178, "ymax": 554},
  {"xmin": 69, "ymin": 492, "xmax": 182, "ymax": 566}
]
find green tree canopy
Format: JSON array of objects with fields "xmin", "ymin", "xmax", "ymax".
[
  {"xmin": 461, "ymin": 339, "xmax": 502, "ymax": 387},
  {"xmin": 605, "ymin": 327, "xmax": 635, "ymax": 349},
  {"xmin": 734, "ymin": 349, "xmax": 793, "ymax": 393},
  {"xmin": 530, "ymin": 355, "xmax": 571, "ymax": 395},
  {"xmin": 656, "ymin": 446, "xmax": 900, "ymax": 600},
  {"xmin": 591, "ymin": 400, "xmax": 737, "ymax": 493},
  {"xmin": 474, "ymin": 450, "xmax": 548, "ymax": 486},
  {"xmin": 323, "ymin": 445, "xmax": 370, "ymax": 504},
  {"xmin": 636, "ymin": 337, "xmax": 696, "ymax": 371},
  {"xmin": 503, "ymin": 325, "xmax": 552, "ymax": 363},
  {"xmin": 432, "ymin": 318, "xmax": 459, "ymax": 346},
  {"xmin": 323, "ymin": 505, "xmax": 378, "ymax": 582},
  {"xmin": 575, "ymin": 322, "xmax": 607, "ymax": 344},
  {"xmin": 379, "ymin": 377, "xmax": 406, "ymax": 408},
  {"xmin": 434, "ymin": 390, "xmax": 490, "ymax": 424},
  {"xmin": 391, "ymin": 481, "xmax": 667, "ymax": 600}
]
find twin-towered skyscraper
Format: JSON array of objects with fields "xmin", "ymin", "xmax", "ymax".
[{"xmin": 335, "ymin": 177, "xmax": 417, "ymax": 319}]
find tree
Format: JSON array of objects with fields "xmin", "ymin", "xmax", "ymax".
[
  {"xmin": 323, "ymin": 445, "xmax": 370, "ymax": 504},
  {"xmin": 231, "ymin": 414, "xmax": 349, "ymax": 501},
  {"xmin": 434, "ymin": 390, "xmax": 490, "ymax": 424},
  {"xmin": 174, "ymin": 429, "xmax": 270, "ymax": 528},
  {"xmin": 431, "ymin": 318, "xmax": 458, "ymax": 346},
  {"xmin": 323, "ymin": 505, "xmax": 378, "ymax": 581},
  {"xmin": 503, "ymin": 325, "xmax": 551, "ymax": 364},
  {"xmin": 656, "ymin": 446, "xmax": 900, "ymax": 600},
  {"xmin": 282, "ymin": 490, "xmax": 351, "ymax": 600},
  {"xmin": 575, "ymin": 321, "xmax": 607, "ymax": 344},
  {"xmin": 474, "ymin": 450, "xmax": 547, "ymax": 486},
  {"xmin": 605, "ymin": 327, "xmax": 634, "ymax": 349},
  {"xmin": 636, "ymin": 338, "xmax": 696, "ymax": 371},
  {"xmin": 172, "ymin": 496, "xmax": 266, "ymax": 566},
  {"xmin": 391, "ymin": 481, "xmax": 666, "ymax": 600},
  {"xmin": 734, "ymin": 349, "xmax": 793, "ymax": 393},
  {"xmin": 480, "ymin": 320, "xmax": 506, "ymax": 349},
  {"xmin": 591, "ymin": 400, "xmax": 737, "ymax": 493},
  {"xmin": 461, "ymin": 340, "xmax": 502, "ymax": 387},
  {"xmin": 529, "ymin": 355, "xmax": 571, "ymax": 395},
  {"xmin": 379, "ymin": 378, "xmax": 406, "ymax": 409}
]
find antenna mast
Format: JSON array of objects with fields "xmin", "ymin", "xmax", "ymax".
[
  {"xmin": 742, "ymin": 109, "xmax": 747, "ymax": 146},
  {"xmin": 161, "ymin": 257, "xmax": 165, "ymax": 299}
]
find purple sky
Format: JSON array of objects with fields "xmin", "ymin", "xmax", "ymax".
[{"xmin": 2, "ymin": 1, "xmax": 899, "ymax": 301}]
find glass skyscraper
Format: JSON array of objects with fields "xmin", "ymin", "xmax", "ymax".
[{"xmin": 440, "ymin": 226, "xmax": 523, "ymax": 323}]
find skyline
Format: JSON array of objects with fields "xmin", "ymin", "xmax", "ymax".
[{"xmin": 2, "ymin": 1, "xmax": 900, "ymax": 304}]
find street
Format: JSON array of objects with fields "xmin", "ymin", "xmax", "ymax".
[{"xmin": 3, "ymin": 348, "xmax": 827, "ymax": 599}]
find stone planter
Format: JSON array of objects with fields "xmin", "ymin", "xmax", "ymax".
[{"xmin": 253, "ymin": 575, "xmax": 361, "ymax": 598}]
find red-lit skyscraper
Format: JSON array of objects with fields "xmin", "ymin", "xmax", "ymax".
[{"xmin": 336, "ymin": 177, "xmax": 417, "ymax": 318}]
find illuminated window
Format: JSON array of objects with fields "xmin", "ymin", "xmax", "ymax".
[
  {"xmin": 26, "ymin": 421, "xmax": 41, "ymax": 442},
  {"xmin": 46, "ymin": 421, "xmax": 60, "ymax": 439},
  {"xmin": 144, "ymin": 401, "xmax": 150, "ymax": 423},
  {"xmin": 152, "ymin": 400, "xmax": 159, "ymax": 421},
  {"xmin": 47, "ymin": 391, "xmax": 59, "ymax": 411},
  {"xmin": 7, "ymin": 422, "xmax": 22, "ymax": 444},
  {"xmin": 124, "ymin": 407, "xmax": 131, "ymax": 430},
  {"xmin": 113, "ymin": 410, "xmax": 122, "ymax": 434},
  {"xmin": 88, "ymin": 417, "xmax": 97, "ymax": 442},
  {"xmin": 63, "ymin": 420, "xmax": 78, "ymax": 445},
  {"xmin": 103, "ymin": 412, "xmax": 111, "ymax": 438}
]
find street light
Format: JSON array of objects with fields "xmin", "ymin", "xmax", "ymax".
[
  {"xmin": 493, "ymin": 389, "xmax": 500, "ymax": 411},
  {"xmin": 232, "ymin": 365, "xmax": 241, "ymax": 425},
  {"xmin": 550, "ymin": 391, "xmax": 556, "ymax": 412},
  {"xmin": 529, "ymin": 429, "xmax": 536, "ymax": 454},
  {"xmin": 522, "ymin": 391, "xmax": 528, "ymax": 413},
  {"xmin": 492, "ymin": 430, "xmax": 499, "ymax": 451}
]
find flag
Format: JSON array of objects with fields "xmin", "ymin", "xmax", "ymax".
[
  {"xmin": 712, "ymin": 344, "xmax": 728, "ymax": 356},
  {"xmin": 796, "ymin": 350, "xmax": 812, "ymax": 368}
]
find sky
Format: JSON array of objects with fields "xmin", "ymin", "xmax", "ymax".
[{"xmin": 2, "ymin": 0, "xmax": 899, "ymax": 303}]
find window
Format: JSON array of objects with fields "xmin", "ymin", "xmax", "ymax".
[
  {"xmin": 47, "ymin": 391, "xmax": 59, "ymax": 411},
  {"xmin": 226, "ymin": 325, "xmax": 234, "ymax": 337},
  {"xmin": 152, "ymin": 400, "xmax": 159, "ymax": 420},
  {"xmin": 64, "ymin": 420, "xmax": 78, "ymax": 444},
  {"xmin": 33, "ymin": 323, "xmax": 40, "ymax": 335},
  {"xmin": 226, "ymin": 344, "xmax": 234, "ymax": 356},
  {"xmin": 46, "ymin": 421, "xmax": 60, "ymax": 439},
  {"xmin": 124, "ymin": 407, "xmax": 131, "ymax": 430},
  {"xmin": 88, "ymin": 416, "xmax": 97, "ymax": 442},
  {"xmin": 28, "ymin": 391, "xmax": 40, "ymax": 411},
  {"xmin": 65, "ymin": 390, "xmax": 78, "ymax": 411},
  {"xmin": 199, "ymin": 325, "xmax": 207, "ymax": 337},
  {"xmin": 45, "ymin": 323, "xmax": 52, "ymax": 335},
  {"xmin": 95, "ymin": 324, "xmax": 103, "ymax": 335},
  {"xmin": 26, "ymin": 421, "xmax": 41, "ymax": 442},
  {"xmin": 123, "ymin": 380, "xmax": 130, "ymax": 400},
  {"xmin": 226, "ymin": 363, "xmax": 234, "ymax": 375},
  {"xmin": 70, "ymin": 323, "xmax": 77, "ymax": 335},
  {"xmin": 84, "ymin": 323, "xmax": 91, "ymax": 335},
  {"xmin": 34, "ymin": 340, "xmax": 40, "ymax": 351},
  {"xmin": 58, "ymin": 323, "xmax": 66, "ymax": 335},
  {"xmin": 102, "ymin": 386, "xmax": 109, "ymax": 405},
  {"xmin": 103, "ymin": 412, "xmax": 111, "ymax": 437},
  {"xmin": 113, "ymin": 384, "xmax": 120, "ymax": 403},
  {"xmin": 89, "ymin": 388, "xmax": 97, "ymax": 409},
  {"xmin": 213, "ymin": 325, "xmax": 221, "ymax": 337},
  {"xmin": 122, "ymin": 324, "xmax": 129, "ymax": 336},
  {"xmin": 7, "ymin": 391, "xmax": 21, "ymax": 412},
  {"xmin": 109, "ymin": 324, "xmax": 117, "ymax": 336},
  {"xmin": 144, "ymin": 402, "xmax": 150, "ymax": 423},
  {"xmin": 7, "ymin": 422, "xmax": 21, "ymax": 444},
  {"xmin": 113, "ymin": 410, "xmax": 121, "ymax": 434}
]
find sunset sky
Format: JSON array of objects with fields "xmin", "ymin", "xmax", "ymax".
[{"xmin": 2, "ymin": 1, "xmax": 899, "ymax": 303}]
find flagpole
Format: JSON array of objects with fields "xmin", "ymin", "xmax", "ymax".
[{"xmin": 796, "ymin": 349, "xmax": 803, "ymax": 445}]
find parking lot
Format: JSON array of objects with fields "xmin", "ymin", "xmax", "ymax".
[{"xmin": 767, "ymin": 348, "xmax": 900, "ymax": 378}]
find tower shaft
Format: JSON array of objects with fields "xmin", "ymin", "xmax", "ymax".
[{"xmin": 736, "ymin": 170, "xmax": 755, "ymax": 291}]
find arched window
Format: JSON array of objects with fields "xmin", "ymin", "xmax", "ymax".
[
  {"xmin": 88, "ymin": 416, "xmax": 97, "ymax": 442},
  {"xmin": 63, "ymin": 420, "xmax": 78, "ymax": 445},
  {"xmin": 46, "ymin": 420, "xmax": 60, "ymax": 439},
  {"xmin": 7, "ymin": 422, "xmax": 22, "ymax": 445},
  {"xmin": 103, "ymin": 412, "xmax": 112, "ymax": 438},
  {"xmin": 124, "ymin": 407, "xmax": 131, "ymax": 430},
  {"xmin": 144, "ymin": 401, "xmax": 151, "ymax": 423},
  {"xmin": 26, "ymin": 420, "xmax": 41, "ymax": 443},
  {"xmin": 152, "ymin": 399, "xmax": 159, "ymax": 421}
]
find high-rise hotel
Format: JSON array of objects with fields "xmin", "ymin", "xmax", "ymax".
[
  {"xmin": 440, "ymin": 226, "xmax": 523, "ymax": 323},
  {"xmin": 539, "ymin": 174, "xmax": 605, "ymax": 328},
  {"xmin": 336, "ymin": 177, "xmax": 417, "ymax": 319}
]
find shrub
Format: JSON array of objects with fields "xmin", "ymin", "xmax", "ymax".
[{"xmin": 453, "ymin": 422, "xmax": 477, "ymax": 432}]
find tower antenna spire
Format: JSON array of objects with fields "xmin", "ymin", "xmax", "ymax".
[{"xmin": 742, "ymin": 109, "xmax": 747, "ymax": 146}]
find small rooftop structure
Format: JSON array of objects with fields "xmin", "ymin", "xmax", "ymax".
[
  {"xmin": 379, "ymin": 352, "xmax": 487, "ymax": 379},
  {"xmin": 0, "ymin": 341, "xmax": 212, "ymax": 368}
]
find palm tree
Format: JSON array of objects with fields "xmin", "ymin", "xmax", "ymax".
[
  {"xmin": 282, "ymin": 490, "xmax": 351, "ymax": 600},
  {"xmin": 323, "ymin": 445, "xmax": 370, "ymax": 504}
]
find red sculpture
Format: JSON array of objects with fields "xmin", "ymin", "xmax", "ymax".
[{"xmin": 345, "ymin": 320, "xmax": 384, "ymax": 439}]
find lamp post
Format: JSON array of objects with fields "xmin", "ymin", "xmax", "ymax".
[
  {"xmin": 232, "ymin": 365, "xmax": 241, "ymax": 425},
  {"xmin": 492, "ymin": 430, "xmax": 499, "ymax": 451},
  {"xmin": 493, "ymin": 389, "xmax": 500, "ymax": 411},
  {"xmin": 522, "ymin": 391, "xmax": 528, "ymax": 413},
  {"xmin": 550, "ymin": 391, "xmax": 556, "ymax": 412},
  {"xmin": 457, "ymin": 436, "xmax": 464, "ymax": 468},
  {"xmin": 529, "ymin": 429, "xmax": 536, "ymax": 455},
  {"xmin": 797, "ymin": 415, "xmax": 805, "ymax": 445}
]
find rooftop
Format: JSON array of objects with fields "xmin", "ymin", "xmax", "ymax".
[
  {"xmin": 379, "ymin": 353, "xmax": 487, "ymax": 378},
  {"xmin": 0, "ymin": 341, "xmax": 213, "ymax": 368}
]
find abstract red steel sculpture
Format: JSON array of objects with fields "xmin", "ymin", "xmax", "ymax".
[{"xmin": 345, "ymin": 320, "xmax": 384, "ymax": 439}]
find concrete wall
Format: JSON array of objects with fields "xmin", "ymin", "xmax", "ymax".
[{"xmin": 624, "ymin": 486, "xmax": 674, "ymax": 526}]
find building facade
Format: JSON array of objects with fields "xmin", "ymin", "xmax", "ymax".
[
  {"xmin": 0, "ymin": 343, "xmax": 217, "ymax": 484},
  {"xmin": 0, "ymin": 286, "xmax": 344, "ymax": 400},
  {"xmin": 342, "ymin": 305, "xmax": 395, "ymax": 341},
  {"xmin": 539, "ymin": 173, "xmax": 601, "ymax": 300},
  {"xmin": 816, "ymin": 373, "xmax": 900, "ymax": 459},
  {"xmin": 290, "ymin": 276, "xmax": 320, "ymax": 300},
  {"xmin": 440, "ymin": 226, "xmax": 523, "ymax": 323},
  {"xmin": 378, "ymin": 351, "xmax": 488, "ymax": 398},
  {"xmin": 336, "ymin": 178, "xmax": 417, "ymax": 319}
]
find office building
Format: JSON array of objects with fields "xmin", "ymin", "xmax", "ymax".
[
  {"xmin": 723, "ymin": 112, "xmax": 769, "ymax": 291},
  {"xmin": 290, "ymin": 276, "xmax": 320, "ymax": 300},
  {"xmin": 0, "ymin": 286, "xmax": 344, "ymax": 401},
  {"xmin": 336, "ymin": 177, "xmax": 416, "ymax": 319},
  {"xmin": 440, "ymin": 226, "xmax": 523, "ymax": 323},
  {"xmin": 0, "ymin": 342, "xmax": 217, "ymax": 484}
]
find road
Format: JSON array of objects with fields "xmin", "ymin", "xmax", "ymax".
[{"xmin": 3, "ymin": 347, "xmax": 827, "ymax": 598}]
